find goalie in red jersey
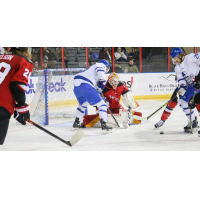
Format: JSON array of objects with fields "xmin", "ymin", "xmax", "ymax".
[
  {"xmin": 83, "ymin": 73, "xmax": 142, "ymax": 128},
  {"xmin": 0, "ymin": 47, "xmax": 33, "ymax": 145}
]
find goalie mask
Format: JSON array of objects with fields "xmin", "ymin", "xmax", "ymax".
[{"xmin": 108, "ymin": 72, "xmax": 120, "ymax": 90}]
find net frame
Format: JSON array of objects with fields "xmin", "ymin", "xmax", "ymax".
[{"xmin": 30, "ymin": 68, "xmax": 86, "ymax": 125}]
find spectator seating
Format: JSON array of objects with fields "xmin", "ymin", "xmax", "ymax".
[
  {"xmin": 66, "ymin": 47, "xmax": 78, "ymax": 54},
  {"xmin": 78, "ymin": 62, "xmax": 87, "ymax": 68},
  {"xmin": 67, "ymin": 54, "xmax": 77, "ymax": 62},
  {"xmin": 77, "ymin": 54, "xmax": 86, "ymax": 61},
  {"xmin": 68, "ymin": 62, "xmax": 79, "ymax": 68},
  {"xmin": 89, "ymin": 48, "xmax": 100, "ymax": 55},
  {"xmin": 52, "ymin": 62, "xmax": 63, "ymax": 69}
]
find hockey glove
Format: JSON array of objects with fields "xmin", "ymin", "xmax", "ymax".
[
  {"xmin": 177, "ymin": 85, "xmax": 187, "ymax": 96},
  {"xmin": 188, "ymin": 98, "xmax": 197, "ymax": 109},
  {"xmin": 14, "ymin": 104, "xmax": 30, "ymax": 125},
  {"xmin": 193, "ymin": 82, "xmax": 200, "ymax": 89},
  {"xmin": 97, "ymin": 79, "xmax": 106, "ymax": 93}
]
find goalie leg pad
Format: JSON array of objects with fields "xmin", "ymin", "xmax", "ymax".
[
  {"xmin": 132, "ymin": 111, "xmax": 142, "ymax": 124},
  {"xmin": 122, "ymin": 92, "xmax": 138, "ymax": 109},
  {"xmin": 83, "ymin": 114, "xmax": 100, "ymax": 128}
]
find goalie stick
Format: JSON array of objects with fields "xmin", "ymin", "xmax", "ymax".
[
  {"xmin": 133, "ymin": 82, "xmax": 194, "ymax": 121},
  {"xmin": 26, "ymin": 119, "xmax": 83, "ymax": 146}
]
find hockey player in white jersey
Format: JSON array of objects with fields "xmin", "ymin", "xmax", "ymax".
[
  {"xmin": 72, "ymin": 59, "xmax": 112, "ymax": 134},
  {"xmin": 168, "ymin": 47, "xmax": 200, "ymax": 132}
]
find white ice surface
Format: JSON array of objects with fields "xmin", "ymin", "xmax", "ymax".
[{"xmin": 2, "ymin": 99, "xmax": 200, "ymax": 151}]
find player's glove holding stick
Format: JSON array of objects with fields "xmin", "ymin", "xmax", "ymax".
[
  {"xmin": 14, "ymin": 103, "xmax": 30, "ymax": 125},
  {"xmin": 96, "ymin": 79, "xmax": 106, "ymax": 93},
  {"xmin": 193, "ymin": 75, "xmax": 200, "ymax": 89}
]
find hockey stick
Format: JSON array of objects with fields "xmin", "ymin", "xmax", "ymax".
[
  {"xmin": 133, "ymin": 83, "xmax": 194, "ymax": 121},
  {"xmin": 100, "ymin": 92, "xmax": 124, "ymax": 128},
  {"xmin": 189, "ymin": 90, "xmax": 197, "ymax": 134},
  {"xmin": 26, "ymin": 119, "xmax": 83, "ymax": 146}
]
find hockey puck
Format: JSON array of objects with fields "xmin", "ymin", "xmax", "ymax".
[{"xmin": 160, "ymin": 131, "xmax": 164, "ymax": 134}]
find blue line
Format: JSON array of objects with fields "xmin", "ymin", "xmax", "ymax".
[{"xmin": 97, "ymin": 70, "xmax": 105, "ymax": 72}]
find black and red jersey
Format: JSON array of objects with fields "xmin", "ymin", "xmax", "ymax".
[
  {"xmin": 103, "ymin": 81, "xmax": 129, "ymax": 110},
  {"xmin": 0, "ymin": 53, "xmax": 33, "ymax": 115}
]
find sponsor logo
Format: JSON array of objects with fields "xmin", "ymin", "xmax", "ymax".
[
  {"xmin": 26, "ymin": 78, "xmax": 67, "ymax": 94},
  {"xmin": 122, "ymin": 81, "xmax": 131, "ymax": 88},
  {"xmin": 26, "ymin": 79, "xmax": 35, "ymax": 94}
]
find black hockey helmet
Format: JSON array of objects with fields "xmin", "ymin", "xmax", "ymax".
[{"xmin": 11, "ymin": 47, "xmax": 26, "ymax": 52}]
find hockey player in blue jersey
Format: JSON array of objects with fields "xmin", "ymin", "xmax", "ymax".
[
  {"xmin": 170, "ymin": 47, "xmax": 200, "ymax": 133},
  {"xmin": 72, "ymin": 59, "xmax": 112, "ymax": 134}
]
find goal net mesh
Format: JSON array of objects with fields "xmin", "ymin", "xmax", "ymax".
[{"xmin": 30, "ymin": 68, "xmax": 85, "ymax": 125}]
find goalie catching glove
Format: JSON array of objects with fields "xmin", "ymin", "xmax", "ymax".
[{"xmin": 14, "ymin": 104, "xmax": 30, "ymax": 125}]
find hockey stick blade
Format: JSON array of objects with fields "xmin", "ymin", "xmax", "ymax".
[
  {"xmin": 69, "ymin": 129, "xmax": 84, "ymax": 146},
  {"xmin": 26, "ymin": 119, "xmax": 83, "ymax": 147}
]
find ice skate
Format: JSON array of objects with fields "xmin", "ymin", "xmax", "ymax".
[
  {"xmin": 72, "ymin": 117, "xmax": 81, "ymax": 131},
  {"xmin": 154, "ymin": 120, "xmax": 165, "ymax": 128},
  {"xmin": 184, "ymin": 118, "xmax": 198, "ymax": 133},
  {"xmin": 100, "ymin": 118, "xmax": 112, "ymax": 134}
]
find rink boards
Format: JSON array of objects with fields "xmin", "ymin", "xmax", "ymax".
[{"xmin": 26, "ymin": 72, "xmax": 178, "ymax": 104}]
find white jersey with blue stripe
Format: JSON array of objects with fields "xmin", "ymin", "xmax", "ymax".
[
  {"xmin": 175, "ymin": 53, "xmax": 200, "ymax": 86},
  {"xmin": 74, "ymin": 63, "xmax": 106, "ymax": 88}
]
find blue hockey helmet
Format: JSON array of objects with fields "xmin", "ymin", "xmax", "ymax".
[
  {"xmin": 91, "ymin": 53, "xmax": 99, "ymax": 59},
  {"xmin": 99, "ymin": 59, "xmax": 110, "ymax": 69},
  {"xmin": 170, "ymin": 47, "xmax": 183, "ymax": 58}
]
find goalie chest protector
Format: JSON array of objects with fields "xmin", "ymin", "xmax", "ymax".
[{"xmin": 103, "ymin": 82, "xmax": 129, "ymax": 109}]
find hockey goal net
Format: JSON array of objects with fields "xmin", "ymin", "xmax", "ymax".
[{"xmin": 30, "ymin": 68, "xmax": 85, "ymax": 125}]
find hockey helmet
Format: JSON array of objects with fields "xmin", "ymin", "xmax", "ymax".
[
  {"xmin": 91, "ymin": 53, "xmax": 99, "ymax": 59},
  {"xmin": 99, "ymin": 59, "xmax": 110, "ymax": 69},
  {"xmin": 108, "ymin": 72, "xmax": 120, "ymax": 90},
  {"xmin": 11, "ymin": 47, "xmax": 32, "ymax": 54},
  {"xmin": 170, "ymin": 47, "xmax": 183, "ymax": 58}
]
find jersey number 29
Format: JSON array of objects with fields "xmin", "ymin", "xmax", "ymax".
[{"xmin": 0, "ymin": 62, "xmax": 11, "ymax": 84}]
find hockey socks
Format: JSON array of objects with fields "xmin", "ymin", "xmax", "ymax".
[{"xmin": 161, "ymin": 100, "xmax": 177, "ymax": 121}]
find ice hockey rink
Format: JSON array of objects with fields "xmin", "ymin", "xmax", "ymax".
[{"xmin": 2, "ymin": 99, "xmax": 200, "ymax": 151}]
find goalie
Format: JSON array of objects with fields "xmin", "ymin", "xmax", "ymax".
[{"xmin": 83, "ymin": 73, "xmax": 142, "ymax": 128}]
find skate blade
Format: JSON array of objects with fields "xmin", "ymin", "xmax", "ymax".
[{"xmin": 103, "ymin": 129, "xmax": 112, "ymax": 134}]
